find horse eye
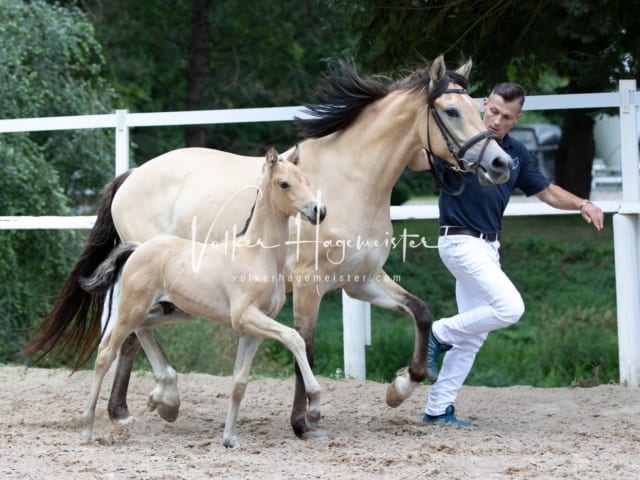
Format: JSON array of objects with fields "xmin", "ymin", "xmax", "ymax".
[
  {"xmin": 444, "ymin": 108, "xmax": 460, "ymax": 118},
  {"xmin": 279, "ymin": 181, "xmax": 290, "ymax": 189}
]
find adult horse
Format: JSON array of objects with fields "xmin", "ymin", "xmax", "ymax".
[
  {"xmin": 79, "ymin": 148, "xmax": 326, "ymax": 448},
  {"xmin": 23, "ymin": 56, "xmax": 512, "ymax": 439}
]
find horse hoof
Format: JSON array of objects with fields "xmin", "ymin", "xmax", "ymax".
[
  {"xmin": 108, "ymin": 404, "xmax": 132, "ymax": 423},
  {"xmin": 385, "ymin": 383, "xmax": 405, "ymax": 408},
  {"xmin": 300, "ymin": 429, "xmax": 328, "ymax": 441},
  {"xmin": 113, "ymin": 415, "xmax": 136, "ymax": 427},
  {"xmin": 157, "ymin": 403, "xmax": 179, "ymax": 423}
]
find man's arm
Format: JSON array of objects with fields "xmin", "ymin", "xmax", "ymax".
[{"xmin": 536, "ymin": 184, "xmax": 604, "ymax": 230}]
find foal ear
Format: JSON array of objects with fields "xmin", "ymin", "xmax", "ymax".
[
  {"xmin": 429, "ymin": 55, "xmax": 447, "ymax": 89},
  {"xmin": 455, "ymin": 58, "xmax": 472, "ymax": 80},
  {"xmin": 265, "ymin": 147, "xmax": 280, "ymax": 168},
  {"xmin": 287, "ymin": 144, "xmax": 300, "ymax": 166}
]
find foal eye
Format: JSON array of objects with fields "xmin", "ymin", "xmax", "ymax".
[
  {"xmin": 279, "ymin": 181, "xmax": 290, "ymax": 189},
  {"xmin": 444, "ymin": 108, "xmax": 460, "ymax": 118}
]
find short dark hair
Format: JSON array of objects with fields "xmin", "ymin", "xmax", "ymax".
[{"xmin": 490, "ymin": 82, "xmax": 525, "ymax": 108}]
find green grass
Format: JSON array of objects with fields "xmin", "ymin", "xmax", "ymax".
[{"xmin": 147, "ymin": 214, "xmax": 617, "ymax": 388}]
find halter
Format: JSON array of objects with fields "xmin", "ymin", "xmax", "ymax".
[{"xmin": 425, "ymin": 87, "xmax": 498, "ymax": 195}]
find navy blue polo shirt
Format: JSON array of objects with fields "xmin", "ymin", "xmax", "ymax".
[{"xmin": 438, "ymin": 134, "xmax": 550, "ymax": 234}]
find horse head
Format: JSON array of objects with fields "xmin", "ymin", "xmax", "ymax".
[
  {"xmin": 264, "ymin": 146, "xmax": 327, "ymax": 224},
  {"xmin": 423, "ymin": 55, "xmax": 512, "ymax": 186}
]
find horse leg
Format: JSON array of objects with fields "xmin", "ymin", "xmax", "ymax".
[
  {"xmin": 136, "ymin": 327, "xmax": 180, "ymax": 422},
  {"xmin": 290, "ymin": 285, "xmax": 323, "ymax": 437},
  {"xmin": 232, "ymin": 305, "xmax": 323, "ymax": 441},
  {"xmin": 222, "ymin": 333, "xmax": 262, "ymax": 448},
  {"xmin": 81, "ymin": 328, "xmax": 133, "ymax": 443},
  {"xmin": 344, "ymin": 270, "xmax": 431, "ymax": 407},
  {"xmin": 102, "ymin": 278, "xmax": 139, "ymax": 424},
  {"xmin": 107, "ymin": 332, "xmax": 139, "ymax": 424}
]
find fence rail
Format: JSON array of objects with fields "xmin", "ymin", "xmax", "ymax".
[{"xmin": 1, "ymin": 81, "xmax": 639, "ymax": 385}]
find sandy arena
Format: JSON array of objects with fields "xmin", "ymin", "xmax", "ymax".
[{"xmin": 1, "ymin": 365, "xmax": 639, "ymax": 479}]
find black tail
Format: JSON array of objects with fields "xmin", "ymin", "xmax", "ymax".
[{"xmin": 20, "ymin": 170, "xmax": 133, "ymax": 371}]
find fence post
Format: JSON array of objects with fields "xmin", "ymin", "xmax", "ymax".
[
  {"xmin": 613, "ymin": 214, "xmax": 640, "ymax": 387},
  {"xmin": 115, "ymin": 109, "xmax": 130, "ymax": 175},
  {"xmin": 615, "ymin": 79, "xmax": 640, "ymax": 387},
  {"xmin": 341, "ymin": 290, "xmax": 371, "ymax": 380}
]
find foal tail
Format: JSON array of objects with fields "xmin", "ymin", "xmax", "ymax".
[
  {"xmin": 20, "ymin": 170, "xmax": 132, "ymax": 371},
  {"xmin": 79, "ymin": 243, "xmax": 137, "ymax": 294}
]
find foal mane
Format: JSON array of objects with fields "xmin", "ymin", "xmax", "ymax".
[{"xmin": 294, "ymin": 60, "xmax": 470, "ymax": 139}]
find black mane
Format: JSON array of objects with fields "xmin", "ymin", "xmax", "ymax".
[
  {"xmin": 294, "ymin": 61, "xmax": 388, "ymax": 139},
  {"xmin": 294, "ymin": 61, "xmax": 470, "ymax": 139}
]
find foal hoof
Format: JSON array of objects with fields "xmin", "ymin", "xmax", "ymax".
[{"xmin": 156, "ymin": 403, "xmax": 179, "ymax": 423}]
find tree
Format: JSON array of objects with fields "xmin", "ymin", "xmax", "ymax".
[
  {"xmin": 76, "ymin": 0, "xmax": 358, "ymax": 163},
  {"xmin": 351, "ymin": 0, "xmax": 640, "ymax": 197},
  {"xmin": 1, "ymin": 0, "xmax": 117, "ymax": 206},
  {"xmin": 0, "ymin": 0, "xmax": 117, "ymax": 362}
]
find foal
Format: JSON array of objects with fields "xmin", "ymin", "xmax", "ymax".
[{"xmin": 79, "ymin": 147, "xmax": 326, "ymax": 448}]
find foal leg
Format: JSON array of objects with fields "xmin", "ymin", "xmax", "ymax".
[
  {"xmin": 108, "ymin": 304, "xmax": 185, "ymax": 423},
  {"xmin": 136, "ymin": 327, "xmax": 180, "ymax": 422},
  {"xmin": 222, "ymin": 333, "xmax": 262, "ymax": 448},
  {"xmin": 81, "ymin": 327, "xmax": 135, "ymax": 443},
  {"xmin": 232, "ymin": 305, "xmax": 323, "ymax": 441},
  {"xmin": 343, "ymin": 269, "xmax": 431, "ymax": 407}
]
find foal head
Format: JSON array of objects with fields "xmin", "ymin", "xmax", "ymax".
[{"xmin": 263, "ymin": 147, "xmax": 327, "ymax": 225}]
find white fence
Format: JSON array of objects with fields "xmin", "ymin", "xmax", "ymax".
[{"xmin": 1, "ymin": 81, "xmax": 639, "ymax": 386}]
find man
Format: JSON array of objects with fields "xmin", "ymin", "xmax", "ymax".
[{"xmin": 409, "ymin": 82, "xmax": 604, "ymax": 426}]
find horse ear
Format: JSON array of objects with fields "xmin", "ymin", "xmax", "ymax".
[
  {"xmin": 265, "ymin": 147, "xmax": 279, "ymax": 168},
  {"xmin": 456, "ymin": 58, "xmax": 472, "ymax": 80},
  {"xmin": 287, "ymin": 144, "xmax": 300, "ymax": 165},
  {"xmin": 429, "ymin": 55, "xmax": 447, "ymax": 90}
]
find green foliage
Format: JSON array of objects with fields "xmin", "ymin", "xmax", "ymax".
[
  {"xmin": 0, "ymin": 136, "xmax": 80, "ymax": 362},
  {"xmin": 0, "ymin": 0, "xmax": 117, "ymax": 205},
  {"xmin": 0, "ymin": 1, "xmax": 117, "ymax": 362},
  {"xmin": 351, "ymin": 0, "xmax": 639, "ymax": 94},
  {"xmin": 80, "ymin": 0, "xmax": 358, "ymax": 163}
]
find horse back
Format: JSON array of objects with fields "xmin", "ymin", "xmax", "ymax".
[{"xmin": 112, "ymin": 148, "xmax": 265, "ymax": 244}]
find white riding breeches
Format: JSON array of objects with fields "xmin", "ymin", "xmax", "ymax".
[{"xmin": 425, "ymin": 235, "xmax": 525, "ymax": 417}]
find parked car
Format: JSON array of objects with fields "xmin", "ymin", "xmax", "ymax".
[{"xmin": 509, "ymin": 123, "xmax": 561, "ymax": 182}]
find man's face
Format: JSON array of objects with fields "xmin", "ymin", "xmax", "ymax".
[{"xmin": 483, "ymin": 94, "xmax": 522, "ymax": 140}]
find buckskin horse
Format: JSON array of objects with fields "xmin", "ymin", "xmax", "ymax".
[{"xmin": 23, "ymin": 55, "xmax": 511, "ymax": 440}]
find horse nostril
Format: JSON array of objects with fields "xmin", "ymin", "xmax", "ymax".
[
  {"xmin": 492, "ymin": 156, "xmax": 511, "ymax": 171},
  {"xmin": 318, "ymin": 205, "xmax": 327, "ymax": 222}
]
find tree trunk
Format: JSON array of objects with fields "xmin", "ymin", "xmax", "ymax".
[
  {"xmin": 185, "ymin": 0, "xmax": 212, "ymax": 147},
  {"xmin": 555, "ymin": 110, "xmax": 594, "ymax": 199}
]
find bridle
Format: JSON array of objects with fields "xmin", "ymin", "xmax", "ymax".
[{"xmin": 425, "ymin": 87, "xmax": 498, "ymax": 195}]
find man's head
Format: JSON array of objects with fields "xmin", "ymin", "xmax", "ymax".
[{"xmin": 483, "ymin": 83, "xmax": 525, "ymax": 140}]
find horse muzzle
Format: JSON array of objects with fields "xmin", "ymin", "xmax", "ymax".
[
  {"xmin": 303, "ymin": 202, "xmax": 327, "ymax": 224},
  {"xmin": 464, "ymin": 138, "xmax": 512, "ymax": 186}
]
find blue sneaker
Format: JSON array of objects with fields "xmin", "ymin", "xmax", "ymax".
[
  {"xmin": 427, "ymin": 328, "xmax": 452, "ymax": 381},
  {"xmin": 423, "ymin": 405, "xmax": 472, "ymax": 427}
]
